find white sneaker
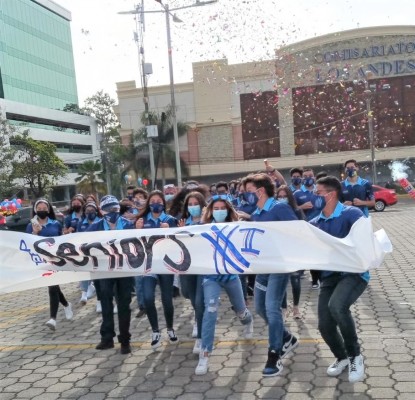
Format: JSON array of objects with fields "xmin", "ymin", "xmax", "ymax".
[
  {"xmin": 243, "ymin": 319, "xmax": 254, "ymax": 339},
  {"xmin": 348, "ymin": 355, "xmax": 365, "ymax": 383},
  {"xmin": 192, "ymin": 323, "xmax": 198, "ymax": 338},
  {"xmin": 167, "ymin": 329, "xmax": 179, "ymax": 344},
  {"xmin": 46, "ymin": 319, "xmax": 56, "ymax": 331},
  {"xmin": 113, "ymin": 304, "xmax": 118, "ymax": 314},
  {"xmin": 64, "ymin": 303, "xmax": 73, "ymax": 320},
  {"xmin": 86, "ymin": 283, "xmax": 96, "ymax": 299},
  {"xmin": 79, "ymin": 292, "xmax": 87, "ymax": 305},
  {"xmin": 195, "ymin": 353, "xmax": 209, "ymax": 375},
  {"xmin": 193, "ymin": 339, "xmax": 202, "ymax": 355},
  {"xmin": 96, "ymin": 300, "xmax": 102, "ymax": 313},
  {"xmin": 327, "ymin": 358, "xmax": 349, "ymax": 377},
  {"xmin": 151, "ymin": 332, "xmax": 162, "ymax": 350}
]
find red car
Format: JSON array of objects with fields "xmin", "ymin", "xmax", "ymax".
[{"xmin": 372, "ymin": 185, "xmax": 398, "ymax": 212}]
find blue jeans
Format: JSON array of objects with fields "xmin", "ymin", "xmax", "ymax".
[
  {"xmin": 201, "ymin": 277, "xmax": 252, "ymax": 353},
  {"xmin": 79, "ymin": 280, "xmax": 90, "ymax": 292},
  {"xmin": 134, "ymin": 276, "xmax": 145, "ymax": 310},
  {"xmin": 255, "ymin": 274, "xmax": 292, "ymax": 353},
  {"xmin": 180, "ymin": 275, "xmax": 204, "ymax": 339},
  {"xmin": 282, "ymin": 271, "xmax": 302, "ymax": 308},
  {"xmin": 318, "ymin": 273, "xmax": 367, "ymax": 359},
  {"xmin": 143, "ymin": 275, "xmax": 174, "ymax": 332}
]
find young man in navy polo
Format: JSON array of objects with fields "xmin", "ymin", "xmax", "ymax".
[
  {"xmin": 341, "ymin": 159, "xmax": 375, "ymax": 217},
  {"xmin": 309, "ymin": 176, "xmax": 368, "ymax": 383},
  {"xmin": 244, "ymin": 173, "xmax": 299, "ymax": 377},
  {"xmin": 86, "ymin": 195, "xmax": 135, "ymax": 354},
  {"xmin": 288, "ymin": 167, "xmax": 303, "ymax": 193}
]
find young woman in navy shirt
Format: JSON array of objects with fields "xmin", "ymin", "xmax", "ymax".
[
  {"xmin": 26, "ymin": 198, "xmax": 73, "ymax": 331},
  {"xmin": 63, "ymin": 195, "xmax": 85, "ymax": 234},
  {"xmin": 135, "ymin": 190, "xmax": 179, "ymax": 349}
]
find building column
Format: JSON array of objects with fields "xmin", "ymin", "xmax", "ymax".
[
  {"xmin": 64, "ymin": 186, "xmax": 70, "ymax": 201},
  {"xmin": 278, "ymin": 89, "xmax": 295, "ymax": 157}
]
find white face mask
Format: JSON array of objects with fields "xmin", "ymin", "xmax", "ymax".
[
  {"xmin": 278, "ymin": 197, "xmax": 288, "ymax": 204},
  {"xmin": 213, "ymin": 209, "xmax": 228, "ymax": 222}
]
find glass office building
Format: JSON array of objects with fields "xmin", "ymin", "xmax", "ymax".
[{"xmin": 0, "ymin": 0, "xmax": 78, "ymax": 109}]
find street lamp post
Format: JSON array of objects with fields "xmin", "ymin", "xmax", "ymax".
[
  {"xmin": 363, "ymin": 81, "xmax": 377, "ymax": 184},
  {"xmin": 120, "ymin": 0, "xmax": 218, "ymax": 188}
]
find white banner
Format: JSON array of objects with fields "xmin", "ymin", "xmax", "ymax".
[{"xmin": 0, "ymin": 218, "xmax": 392, "ymax": 294}]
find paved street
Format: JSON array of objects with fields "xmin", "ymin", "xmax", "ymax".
[{"xmin": 1, "ymin": 199, "xmax": 414, "ymax": 400}]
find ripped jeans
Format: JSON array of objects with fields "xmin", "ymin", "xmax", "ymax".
[{"xmin": 201, "ymin": 276, "xmax": 252, "ymax": 353}]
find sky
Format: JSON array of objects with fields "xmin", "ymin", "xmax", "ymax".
[{"xmin": 57, "ymin": 0, "xmax": 415, "ymax": 104}]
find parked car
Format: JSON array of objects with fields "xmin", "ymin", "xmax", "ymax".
[
  {"xmin": 3, "ymin": 206, "xmax": 65, "ymax": 232},
  {"xmin": 372, "ymin": 184, "xmax": 398, "ymax": 212}
]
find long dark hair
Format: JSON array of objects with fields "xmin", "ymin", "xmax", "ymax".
[
  {"xmin": 137, "ymin": 190, "xmax": 166, "ymax": 218},
  {"xmin": 181, "ymin": 191, "xmax": 207, "ymax": 220},
  {"xmin": 66, "ymin": 195, "xmax": 85, "ymax": 215},
  {"xmin": 276, "ymin": 185, "xmax": 305, "ymax": 220},
  {"xmin": 168, "ymin": 184, "xmax": 209, "ymax": 218}
]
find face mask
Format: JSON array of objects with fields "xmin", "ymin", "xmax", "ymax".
[
  {"xmin": 188, "ymin": 205, "xmax": 201, "ymax": 218},
  {"xmin": 104, "ymin": 211, "xmax": 120, "ymax": 224},
  {"xmin": 346, "ymin": 167, "xmax": 357, "ymax": 178},
  {"xmin": 278, "ymin": 197, "xmax": 288, "ymax": 204},
  {"xmin": 303, "ymin": 177, "xmax": 315, "ymax": 187},
  {"xmin": 86, "ymin": 212, "xmax": 97, "ymax": 221},
  {"xmin": 165, "ymin": 194, "xmax": 174, "ymax": 202},
  {"xmin": 72, "ymin": 205, "xmax": 82, "ymax": 213},
  {"xmin": 274, "ymin": 179, "xmax": 282, "ymax": 188},
  {"xmin": 134, "ymin": 200, "xmax": 146, "ymax": 208},
  {"xmin": 36, "ymin": 211, "xmax": 49, "ymax": 220},
  {"xmin": 242, "ymin": 191, "xmax": 259, "ymax": 206},
  {"xmin": 150, "ymin": 203, "xmax": 164, "ymax": 214},
  {"xmin": 127, "ymin": 195, "xmax": 133, "ymax": 201},
  {"xmin": 291, "ymin": 177, "xmax": 302, "ymax": 186},
  {"xmin": 312, "ymin": 192, "xmax": 333, "ymax": 209},
  {"xmin": 213, "ymin": 209, "xmax": 228, "ymax": 223}
]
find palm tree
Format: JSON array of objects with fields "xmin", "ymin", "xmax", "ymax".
[
  {"xmin": 75, "ymin": 160, "xmax": 106, "ymax": 196},
  {"xmin": 141, "ymin": 105, "xmax": 189, "ymax": 184}
]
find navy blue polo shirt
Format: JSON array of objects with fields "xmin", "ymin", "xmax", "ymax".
[
  {"xmin": 64, "ymin": 212, "xmax": 83, "ymax": 231},
  {"xmin": 86, "ymin": 216, "xmax": 134, "ymax": 232},
  {"xmin": 293, "ymin": 185, "xmax": 323, "ymax": 221},
  {"xmin": 251, "ymin": 198, "xmax": 298, "ymax": 222},
  {"xmin": 309, "ymin": 202, "xmax": 369, "ymax": 282},
  {"xmin": 142, "ymin": 211, "xmax": 177, "ymax": 229},
  {"xmin": 26, "ymin": 218, "xmax": 62, "ymax": 237},
  {"xmin": 341, "ymin": 177, "xmax": 374, "ymax": 217}
]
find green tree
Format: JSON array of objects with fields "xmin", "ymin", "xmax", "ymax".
[
  {"xmin": 134, "ymin": 105, "xmax": 189, "ymax": 185},
  {"xmin": 74, "ymin": 160, "xmax": 106, "ymax": 197},
  {"xmin": 10, "ymin": 132, "xmax": 68, "ymax": 198},
  {"xmin": 83, "ymin": 90, "xmax": 120, "ymax": 194},
  {"xmin": 0, "ymin": 114, "xmax": 17, "ymax": 198}
]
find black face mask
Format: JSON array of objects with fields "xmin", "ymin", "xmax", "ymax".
[
  {"xmin": 72, "ymin": 205, "xmax": 82, "ymax": 213},
  {"xmin": 36, "ymin": 211, "xmax": 49, "ymax": 220}
]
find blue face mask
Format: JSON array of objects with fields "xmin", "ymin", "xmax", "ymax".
[
  {"xmin": 150, "ymin": 203, "xmax": 164, "ymax": 214},
  {"xmin": 188, "ymin": 205, "xmax": 201, "ymax": 218},
  {"xmin": 241, "ymin": 191, "xmax": 259, "ymax": 206},
  {"xmin": 312, "ymin": 195, "xmax": 326, "ymax": 209},
  {"xmin": 127, "ymin": 195, "xmax": 133, "ymax": 201},
  {"xmin": 165, "ymin": 194, "xmax": 174, "ymax": 202},
  {"xmin": 213, "ymin": 209, "xmax": 228, "ymax": 223},
  {"xmin": 346, "ymin": 167, "xmax": 356, "ymax": 178},
  {"xmin": 291, "ymin": 177, "xmax": 302, "ymax": 186},
  {"xmin": 104, "ymin": 211, "xmax": 120, "ymax": 224},
  {"xmin": 303, "ymin": 177, "xmax": 315, "ymax": 187},
  {"xmin": 86, "ymin": 212, "xmax": 97, "ymax": 221},
  {"xmin": 278, "ymin": 197, "xmax": 288, "ymax": 204}
]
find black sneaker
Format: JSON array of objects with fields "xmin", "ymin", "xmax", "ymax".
[
  {"xmin": 262, "ymin": 349, "xmax": 283, "ymax": 377},
  {"xmin": 281, "ymin": 334, "xmax": 299, "ymax": 359},
  {"xmin": 95, "ymin": 341, "xmax": 114, "ymax": 350},
  {"xmin": 120, "ymin": 343, "xmax": 131, "ymax": 354}
]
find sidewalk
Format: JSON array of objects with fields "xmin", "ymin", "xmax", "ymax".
[{"xmin": 0, "ymin": 202, "xmax": 414, "ymax": 399}]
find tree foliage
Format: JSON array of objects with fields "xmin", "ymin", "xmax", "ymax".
[
  {"xmin": 75, "ymin": 160, "xmax": 106, "ymax": 196},
  {"xmin": 134, "ymin": 105, "xmax": 189, "ymax": 183},
  {"xmin": 83, "ymin": 90, "xmax": 119, "ymax": 131},
  {"xmin": 10, "ymin": 132, "xmax": 68, "ymax": 198}
]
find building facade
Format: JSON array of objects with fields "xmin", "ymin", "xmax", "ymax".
[
  {"xmin": 115, "ymin": 26, "xmax": 415, "ymax": 185},
  {"xmin": 0, "ymin": 0, "xmax": 100, "ymax": 200}
]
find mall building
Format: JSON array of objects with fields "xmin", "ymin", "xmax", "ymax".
[
  {"xmin": 116, "ymin": 25, "xmax": 415, "ymax": 185},
  {"xmin": 0, "ymin": 0, "xmax": 99, "ymax": 201}
]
